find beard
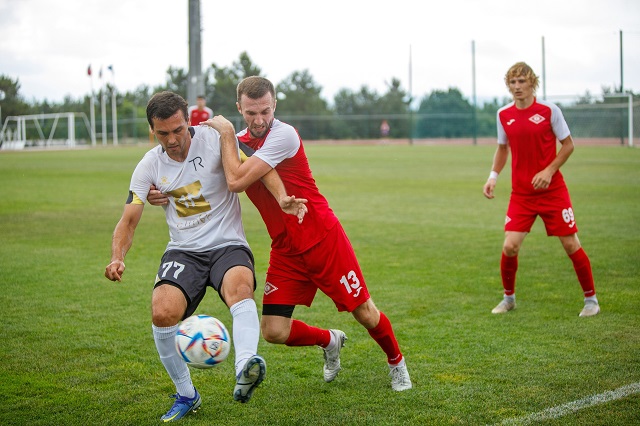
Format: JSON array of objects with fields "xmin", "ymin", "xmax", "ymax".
[{"xmin": 248, "ymin": 119, "xmax": 273, "ymax": 139}]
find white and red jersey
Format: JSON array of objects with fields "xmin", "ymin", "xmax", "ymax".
[
  {"xmin": 237, "ymin": 119, "xmax": 339, "ymax": 255},
  {"xmin": 188, "ymin": 106, "xmax": 213, "ymax": 126},
  {"xmin": 497, "ymin": 98, "xmax": 571, "ymax": 195}
]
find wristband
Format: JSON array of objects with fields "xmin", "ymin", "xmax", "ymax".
[{"xmin": 488, "ymin": 171, "xmax": 499, "ymax": 180}]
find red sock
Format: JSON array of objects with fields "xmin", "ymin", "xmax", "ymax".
[
  {"xmin": 367, "ymin": 312, "xmax": 402, "ymax": 365},
  {"xmin": 501, "ymin": 253, "xmax": 518, "ymax": 296},
  {"xmin": 285, "ymin": 319, "xmax": 331, "ymax": 348},
  {"xmin": 569, "ymin": 248, "xmax": 596, "ymax": 298}
]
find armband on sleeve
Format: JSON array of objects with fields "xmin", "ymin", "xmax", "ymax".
[{"xmin": 126, "ymin": 190, "xmax": 145, "ymax": 205}]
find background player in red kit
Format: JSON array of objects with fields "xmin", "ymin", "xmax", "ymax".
[
  {"xmin": 482, "ymin": 62, "xmax": 599, "ymax": 317},
  {"xmin": 206, "ymin": 76, "xmax": 411, "ymax": 391},
  {"xmin": 188, "ymin": 95, "xmax": 213, "ymax": 126}
]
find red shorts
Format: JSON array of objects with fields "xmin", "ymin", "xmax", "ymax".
[
  {"xmin": 505, "ymin": 186, "xmax": 578, "ymax": 236},
  {"xmin": 262, "ymin": 222, "xmax": 370, "ymax": 312}
]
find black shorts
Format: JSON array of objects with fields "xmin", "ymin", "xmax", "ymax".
[{"xmin": 154, "ymin": 245, "xmax": 256, "ymax": 319}]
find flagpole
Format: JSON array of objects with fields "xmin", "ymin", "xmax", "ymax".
[
  {"xmin": 100, "ymin": 66, "xmax": 107, "ymax": 145},
  {"xmin": 109, "ymin": 65, "xmax": 118, "ymax": 146},
  {"xmin": 88, "ymin": 65, "xmax": 96, "ymax": 146}
]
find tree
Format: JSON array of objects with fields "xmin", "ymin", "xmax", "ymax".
[
  {"xmin": 0, "ymin": 75, "xmax": 31, "ymax": 121},
  {"xmin": 333, "ymin": 86, "xmax": 381, "ymax": 138},
  {"xmin": 416, "ymin": 87, "xmax": 474, "ymax": 138},
  {"xmin": 275, "ymin": 70, "xmax": 331, "ymax": 139},
  {"xmin": 377, "ymin": 78, "xmax": 410, "ymax": 138},
  {"xmin": 163, "ymin": 66, "xmax": 189, "ymax": 98},
  {"xmin": 208, "ymin": 51, "xmax": 263, "ymax": 117}
]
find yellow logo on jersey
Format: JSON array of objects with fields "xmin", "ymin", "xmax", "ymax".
[{"xmin": 168, "ymin": 180, "xmax": 211, "ymax": 217}]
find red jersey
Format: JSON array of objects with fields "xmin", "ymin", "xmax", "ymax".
[
  {"xmin": 188, "ymin": 106, "xmax": 213, "ymax": 126},
  {"xmin": 237, "ymin": 119, "xmax": 339, "ymax": 254},
  {"xmin": 497, "ymin": 98, "xmax": 571, "ymax": 196}
]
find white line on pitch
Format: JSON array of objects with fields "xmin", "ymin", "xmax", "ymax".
[{"xmin": 496, "ymin": 382, "xmax": 640, "ymax": 425}]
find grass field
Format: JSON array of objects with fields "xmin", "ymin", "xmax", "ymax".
[{"xmin": 1, "ymin": 143, "xmax": 639, "ymax": 425}]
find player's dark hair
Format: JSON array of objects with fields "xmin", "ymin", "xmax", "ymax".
[
  {"xmin": 237, "ymin": 76, "xmax": 276, "ymax": 102},
  {"xmin": 146, "ymin": 91, "xmax": 189, "ymax": 128}
]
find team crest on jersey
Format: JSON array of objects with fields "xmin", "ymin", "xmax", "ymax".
[
  {"xmin": 529, "ymin": 114, "xmax": 545, "ymax": 124},
  {"xmin": 264, "ymin": 282, "xmax": 278, "ymax": 295},
  {"xmin": 168, "ymin": 180, "xmax": 211, "ymax": 217}
]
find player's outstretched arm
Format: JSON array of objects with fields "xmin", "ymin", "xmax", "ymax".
[
  {"xmin": 105, "ymin": 203, "xmax": 144, "ymax": 282},
  {"xmin": 260, "ymin": 169, "xmax": 308, "ymax": 224},
  {"xmin": 201, "ymin": 116, "xmax": 271, "ymax": 192}
]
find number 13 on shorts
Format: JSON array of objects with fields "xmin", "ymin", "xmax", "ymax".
[{"xmin": 340, "ymin": 270, "xmax": 363, "ymax": 298}]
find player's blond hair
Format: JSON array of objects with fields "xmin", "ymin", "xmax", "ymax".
[{"xmin": 504, "ymin": 62, "xmax": 539, "ymax": 93}]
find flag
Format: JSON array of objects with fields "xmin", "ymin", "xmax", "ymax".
[{"xmin": 87, "ymin": 65, "xmax": 92, "ymax": 76}]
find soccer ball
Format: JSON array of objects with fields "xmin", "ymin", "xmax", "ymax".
[{"xmin": 175, "ymin": 314, "xmax": 231, "ymax": 369}]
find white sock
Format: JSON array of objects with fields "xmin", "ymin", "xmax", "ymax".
[
  {"xmin": 585, "ymin": 295, "xmax": 598, "ymax": 304},
  {"xmin": 504, "ymin": 294, "xmax": 515, "ymax": 301},
  {"xmin": 324, "ymin": 330, "xmax": 337, "ymax": 350},
  {"xmin": 389, "ymin": 357, "xmax": 405, "ymax": 369},
  {"xmin": 229, "ymin": 298, "xmax": 260, "ymax": 377},
  {"xmin": 153, "ymin": 323, "xmax": 195, "ymax": 398}
]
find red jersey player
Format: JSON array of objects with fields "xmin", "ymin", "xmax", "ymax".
[
  {"xmin": 482, "ymin": 62, "xmax": 599, "ymax": 317},
  {"xmin": 205, "ymin": 76, "xmax": 412, "ymax": 391},
  {"xmin": 187, "ymin": 95, "xmax": 213, "ymax": 126}
]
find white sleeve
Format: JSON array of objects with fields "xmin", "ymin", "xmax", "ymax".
[
  {"xmin": 129, "ymin": 153, "xmax": 157, "ymax": 204},
  {"xmin": 549, "ymin": 103, "xmax": 571, "ymax": 140},
  {"xmin": 496, "ymin": 113, "xmax": 508, "ymax": 145},
  {"xmin": 253, "ymin": 123, "xmax": 300, "ymax": 168}
]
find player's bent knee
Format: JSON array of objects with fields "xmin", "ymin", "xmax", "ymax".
[
  {"xmin": 352, "ymin": 300, "xmax": 380, "ymax": 329},
  {"xmin": 260, "ymin": 316, "xmax": 290, "ymax": 344}
]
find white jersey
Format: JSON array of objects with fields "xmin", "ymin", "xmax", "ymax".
[{"xmin": 129, "ymin": 127, "xmax": 248, "ymax": 252}]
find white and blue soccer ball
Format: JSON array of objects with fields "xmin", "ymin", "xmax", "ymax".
[{"xmin": 175, "ymin": 314, "xmax": 231, "ymax": 369}]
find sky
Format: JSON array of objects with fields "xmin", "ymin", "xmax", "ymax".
[{"xmin": 1, "ymin": 0, "xmax": 639, "ymax": 105}]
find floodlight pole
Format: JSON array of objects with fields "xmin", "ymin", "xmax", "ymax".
[
  {"xmin": 187, "ymin": 0, "xmax": 204, "ymax": 105},
  {"xmin": 619, "ymin": 30, "xmax": 624, "ymax": 92}
]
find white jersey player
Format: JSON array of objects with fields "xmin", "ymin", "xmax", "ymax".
[{"xmin": 104, "ymin": 91, "xmax": 307, "ymax": 422}]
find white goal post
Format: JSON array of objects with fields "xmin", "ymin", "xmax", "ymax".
[{"xmin": 0, "ymin": 112, "xmax": 94, "ymax": 150}]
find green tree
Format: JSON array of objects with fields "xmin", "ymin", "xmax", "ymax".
[
  {"xmin": 377, "ymin": 78, "xmax": 410, "ymax": 138},
  {"xmin": 333, "ymin": 86, "xmax": 380, "ymax": 138},
  {"xmin": 416, "ymin": 87, "xmax": 474, "ymax": 138},
  {"xmin": 0, "ymin": 75, "xmax": 31, "ymax": 121},
  {"xmin": 208, "ymin": 51, "xmax": 263, "ymax": 117},
  {"xmin": 275, "ymin": 70, "xmax": 331, "ymax": 139},
  {"xmin": 162, "ymin": 66, "xmax": 189, "ymax": 98}
]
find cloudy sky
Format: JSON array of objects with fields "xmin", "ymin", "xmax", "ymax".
[{"xmin": 1, "ymin": 0, "xmax": 639, "ymax": 105}]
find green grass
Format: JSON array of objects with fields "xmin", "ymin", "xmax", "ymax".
[{"xmin": 0, "ymin": 143, "xmax": 638, "ymax": 425}]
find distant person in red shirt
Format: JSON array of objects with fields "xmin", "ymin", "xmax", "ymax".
[
  {"xmin": 483, "ymin": 62, "xmax": 599, "ymax": 317},
  {"xmin": 188, "ymin": 95, "xmax": 213, "ymax": 126}
]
